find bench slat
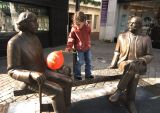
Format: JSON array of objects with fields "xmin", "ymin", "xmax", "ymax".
[
  {"xmin": 73, "ymin": 74, "xmax": 122, "ymax": 86},
  {"xmin": 14, "ymin": 74, "xmax": 122, "ymax": 96}
]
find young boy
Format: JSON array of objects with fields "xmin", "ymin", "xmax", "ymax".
[{"xmin": 65, "ymin": 11, "xmax": 94, "ymax": 80}]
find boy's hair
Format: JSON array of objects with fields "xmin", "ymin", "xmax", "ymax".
[{"xmin": 73, "ymin": 11, "xmax": 86, "ymax": 23}]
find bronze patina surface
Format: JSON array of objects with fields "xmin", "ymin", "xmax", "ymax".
[
  {"xmin": 108, "ymin": 16, "xmax": 153, "ymax": 113},
  {"xmin": 7, "ymin": 11, "xmax": 72, "ymax": 113}
]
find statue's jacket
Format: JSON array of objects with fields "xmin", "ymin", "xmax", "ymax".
[
  {"xmin": 7, "ymin": 32, "xmax": 46, "ymax": 84},
  {"xmin": 111, "ymin": 31, "xmax": 153, "ymax": 71}
]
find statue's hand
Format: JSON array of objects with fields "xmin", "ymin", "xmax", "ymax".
[
  {"xmin": 108, "ymin": 65, "xmax": 116, "ymax": 69},
  {"xmin": 30, "ymin": 71, "xmax": 46, "ymax": 85},
  {"xmin": 134, "ymin": 59, "xmax": 146, "ymax": 65},
  {"xmin": 134, "ymin": 59, "xmax": 147, "ymax": 73}
]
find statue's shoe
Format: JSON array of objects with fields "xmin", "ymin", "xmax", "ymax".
[
  {"xmin": 109, "ymin": 90, "xmax": 121, "ymax": 102},
  {"xmin": 128, "ymin": 101, "xmax": 138, "ymax": 113}
]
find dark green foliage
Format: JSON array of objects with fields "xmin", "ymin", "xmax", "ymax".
[{"xmin": 74, "ymin": 0, "xmax": 101, "ymax": 6}]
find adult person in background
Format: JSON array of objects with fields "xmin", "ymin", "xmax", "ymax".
[
  {"xmin": 7, "ymin": 11, "xmax": 72, "ymax": 113},
  {"xmin": 149, "ymin": 17, "xmax": 160, "ymax": 48},
  {"xmin": 65, "ymin": 11, "xmax": 94, "ymax": 80},
  {"xmin": 108, "ymin": 16, "xmax": 153, "ymax": 113}
]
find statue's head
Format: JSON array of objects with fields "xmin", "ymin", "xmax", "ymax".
[
  {"xmin": 128, "ymin": 16, "xmax": 142, "ymax": 34},
  {"xmin": 16, "ymin": 11, "xmax": 38, "ymax": 34}
]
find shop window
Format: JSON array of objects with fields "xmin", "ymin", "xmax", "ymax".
[
  {"xmin": 85, "ymin": 14, "xmax": 92, "ymax": 27},
  {"xmin": 93, "ymin": 15, "xmax": 98, "ymax": 29},
  {"xmin": 0, "ymin": 1, "xmax": 49, "ymax": 33}
]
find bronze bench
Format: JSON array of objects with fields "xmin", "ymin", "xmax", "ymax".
[
  {"xmin": 14, "ymin": 73, "xmax": 122, "ymax": 95},
  {"xmin": 13, "ymin": 69, "xmax": 122, "ymax": 112},
  {"xmin": 12, "ymin": 50, "xmax": 123, "ymax": 112},
  {"xmin": 13, "ymin": 53, "xmax": 123, "ymax": 112}
]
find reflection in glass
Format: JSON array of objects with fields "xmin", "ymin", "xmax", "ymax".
[{"xmin": 0, "ymin": 1, "xmax": 49, "ymax": 32}]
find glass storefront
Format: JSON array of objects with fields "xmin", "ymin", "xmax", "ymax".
[
  {"xmin": 0, "ymin": 1, "xmax": 49, "ymax": 33},
  {"xmin": 117, "ymin": 1, "xmax": 160, "ymax": 35},
  {"xmin": 0, "ymin": 0, "xmax": 68, "ymax": 57}
]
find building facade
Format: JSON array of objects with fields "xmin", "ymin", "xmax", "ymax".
[
  {"xmin": 0, "ymin": 0, "xmax": 101, "ymax": 57},
  {"xmin": 68, "ymin": 0, "xmax": 101, "ymax": 39},
  {"xmin": 99, "ymin": 0, "xmax": 160, "ymax": 43}
]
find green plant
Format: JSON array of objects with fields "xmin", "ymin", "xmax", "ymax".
[{"xmin": 74, "ymin": 0, "xmax": 101, "ymax": 6}]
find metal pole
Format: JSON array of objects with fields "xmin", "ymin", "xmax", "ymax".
[
  {"xmin": 39, "ymin": 84, "xmax": 42, "ymax": 113},
  {"xmin": 73, "ymin": 0, "xmax": 80, "ymax": 77},
  {"xmin": 76, "ymin": 0, "xmax": 80, "ymax": 11}
]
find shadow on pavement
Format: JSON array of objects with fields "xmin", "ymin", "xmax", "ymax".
[
  {"xmin": 71, "ymin": 95, "xmax": 128, "ymax": 113},
  {"xmin": 71, "ymin": 84, "xmax": 160, "ymax": 113}
]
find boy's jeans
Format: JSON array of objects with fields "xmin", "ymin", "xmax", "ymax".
[{"xmin": 73, "ymin": 49, "xmax": 92, "ymax": 77}]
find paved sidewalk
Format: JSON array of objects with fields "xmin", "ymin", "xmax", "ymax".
[{"xmin": 0, "ymin": 39, "xmax": 160, "ymax": 113}]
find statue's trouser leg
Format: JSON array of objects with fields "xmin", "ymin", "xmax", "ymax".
[
  {"xmin": 118, "ymin": 63, "xmax": 140, "ymax": 113},
  {"xmin": 46, "ymin": 70, "xmax": 73, "ymax": 107},
  {"xmin": 126, "ymin": 75, "xmax": 139, "ymax": 113},
  {"xmin": 56, "ymin": 66, "xmax": 72, "ymax": 107},
  {"xmin": 126, "ymin": 74, "xmax": 140, "ymax": 101},
  {"xmin": 30, "ymin": 80, "xmax": 67, "ymax": 113},
  {"xmin": 63, "ymin": 84, "xmax": 72, "ymax": 107},
  {"xmin": 117, "ymin": 63, "xmax": 136, "ymax": 91},
  {"xmin": 45, "ymin": 81, "xmax": 67, "ymax": 113}
]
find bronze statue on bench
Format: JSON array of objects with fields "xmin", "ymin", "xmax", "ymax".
[
  {"xmin": 7, "ymin": 11, "xmax": 72, "ymax": 113},
  {"xmin": 108, "ymin": 16, "xmax": 153, "ymax": 113}
]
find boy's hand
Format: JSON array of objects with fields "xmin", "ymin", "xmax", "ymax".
[{"xmin": 65, "ymin": 48, "xmax": 72, "ymax": 53}]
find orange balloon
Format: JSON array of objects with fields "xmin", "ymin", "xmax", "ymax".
[{"xmin": 46, "ymin": 50, "xmax": 64, "ymax": 70}]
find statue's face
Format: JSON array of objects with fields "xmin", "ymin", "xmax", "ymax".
[
  {"xmin": 128, "ymin": 17, "xmax": 142, "ymax": 33},
  {"xmin": 26, "ymin": 15, "xmax": 38, "ymax": 34}
]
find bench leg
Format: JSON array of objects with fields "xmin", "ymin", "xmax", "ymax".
[{"xmin": 39, "ymin": 84, "xmax": 42, "ymax": 113}]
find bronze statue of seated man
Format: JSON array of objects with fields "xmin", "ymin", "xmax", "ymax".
[
  {"xmin": 108, "ymin": 16, "xmax": 153, "ymax": 113},
  {"xmin": 7, "ymin": 11, "xmax": 72, "ymax": 113}
]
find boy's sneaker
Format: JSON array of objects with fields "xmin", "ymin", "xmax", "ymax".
[
  {"xmin": 85, "ymin": 75, "xmax": 94, "ymax": 79},
  {"xmin": 74, "ymin": 76, "xmax": 82, "ymax": 80}
]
